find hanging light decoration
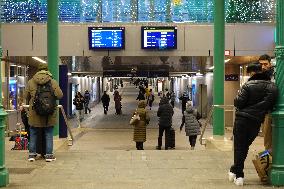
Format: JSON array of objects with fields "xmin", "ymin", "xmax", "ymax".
[{"xmin": 0, "ymin": 0, "xmax": 275, "ymax": 23}]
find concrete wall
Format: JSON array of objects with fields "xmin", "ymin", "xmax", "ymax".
[{"xmin": 2, "ymin": 23, "xmax": 274, "ymax": 57}]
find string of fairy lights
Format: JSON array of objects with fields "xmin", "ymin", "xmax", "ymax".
[{"xmin": 0, "ymin": 0, "xmax": 275, "ymax": 23}]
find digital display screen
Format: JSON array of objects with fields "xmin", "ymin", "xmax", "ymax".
[
  {"xmin": 88, "ymin": 27, "xmax": 125, "ymax": 50},
  {"xmin": 141, "ymin": 26, "xmax": 177, "ymax": 50}
]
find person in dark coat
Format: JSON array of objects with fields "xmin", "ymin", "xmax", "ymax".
[
  {"xmin": 180, "ymin": 101, "xmax": 201, "ymax": 150},
  {"xmin": 179, "ymin": 92, "xmax": 189, "ymax": 114},
  {"xmin": 132, "ymin": 101, "xmax": 150, "ymax": 150},
  {"xmin": 73, "ymin": 92, "xmax": 85, "ymax": 126},
  {"xmin": 84, "ymin": 90, "xmax": 91, "ymax": 114},
  {"xmin": 147, "ymin": 89, "xmax": 155, "ymax": 110},
  {"xmin": 101, "ymin": 91, "xmax": 110, "ymax": 115},
  {"xmin": 113, "ymin": 90, "xmax": 122, "ymax": 115},
  {"xmin": 228, "ymin": 63, "xmax": 277, "ymax": 186},
  {"xmin": 136, "ymin": 91, "xmax": 145, "ymax": 101},
  {"xmin": 156, "ymin": 97, "xmax": 174, "ymax": 150}
]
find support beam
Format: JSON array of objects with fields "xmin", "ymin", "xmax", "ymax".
[
  {"xmin": 213, "ymin": 0, "xmax": 225, "ymax": 136},
  {"xmin": 0, "ymin": 23, "xmax": 9, "ymax": 187},
  {"xmin": 270, "ymin": 0, "xmax": 284, "ymax": 186},
  {"xmin": 47, "ymin": 0, "xmax": 59, "ymax": 136}
]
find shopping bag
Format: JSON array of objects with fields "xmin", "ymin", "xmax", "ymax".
[
  {"xmin": 252, "ymin": 150, "xmax": 272, "ymax": 182},
  {"xmin": 130, "ymin": 113, "xmax": 140, "ymax": 125}
]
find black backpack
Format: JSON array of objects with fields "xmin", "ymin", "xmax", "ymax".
[{"xmin": 33, "ymin": 81, "xmax": 57, "ymax": 116}]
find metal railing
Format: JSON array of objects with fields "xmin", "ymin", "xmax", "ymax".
[
  {"xmin": 199, "ymin": 104, "xmax": 235, "ymax": 146},
  {"xmin": 23, "ymin": 105, "xmax": 74, "ymax": 146}
]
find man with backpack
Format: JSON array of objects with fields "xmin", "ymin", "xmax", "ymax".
[{"xmin": 25, "ymin": 64, "xmax": 63, "ymax": 162}]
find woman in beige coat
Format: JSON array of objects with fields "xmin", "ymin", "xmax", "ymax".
[{"xmin": 133, "ymin": 101, "xmax": 150, "ymax": 150}]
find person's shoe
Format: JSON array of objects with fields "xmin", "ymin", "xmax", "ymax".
[
  {"xmin": 165, "ymin": 147, "xmax": 169, "ymax": 150},
  {"xmin": 45, "ymin": 154, "xmax": 56, "ymax": 162},
  {"xmin": 228, "ymin": 171, "xmax": 236, "ymax": 182},
  {"xmin": 156, "ymin": 146, "xmax": 161, "ymax": 150},
  {"xmin": 28, "ymin": 155, "xmax": 36, "ymax": 162},
  {"xmin": 234, "ymin": 177, "xmax": 244, "ymax": 186},
  {"xmin": 191, "ymin": 146, "xmax": 195, "ymax": 150}
]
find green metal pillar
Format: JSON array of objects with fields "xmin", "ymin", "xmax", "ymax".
[
  {"xmin": 130, "ymin": 0, "xmax": 138, "ymax": 22},
  {"xmin": 270, "ymin": 0, "xmax": 284, "ymax": 186},
  {"xmin": 0, "ymin": 25, "xmax": 9, "ymax": 187},
  {"xmin": 165, "ymin": 0, "xmax": 172, "ymax": 22},
  {"xmin": 213, "ymin": 0, "xmax": 225, "ymax": 136},
  {"xmin": 47, "ymin": 0, "xmax": 59, "ymax": 136},
  {"xmin": 149, "ymin": 0, "xmax": 155, "ymax": 21}
]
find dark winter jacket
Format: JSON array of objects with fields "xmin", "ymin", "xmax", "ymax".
[
  {"xmin": 113, "ymin": 91, "xmax": 122, "ymax": 110},
  {"xmin": 234, "ymin": 73, "xmax": 277, "ymax": 123},
  {"xmin": 183, "ymin": 106, "xmax": 201, "ymax": 136},
  {"xmin": 84, "ymin": 91, "xmax": 91, "ymax": 104},
  {"xmin": 157, "ymin": 97, "xmax": 174, "ymax": 127},
  {"xmin": 73, "ymin": 95, "xmax": 85, "ymax": 110},
  {"xmin": 179, "ymin": 95, "xmax": 189, "ymax": 112},
  {"xmin": 101, "ymin": 94, "xmax": 110, "ymax": 106}
]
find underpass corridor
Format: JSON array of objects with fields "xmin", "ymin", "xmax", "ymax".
[{"xmin": 5, "ymin": 83, "xmax": 269, "ymax": 189}]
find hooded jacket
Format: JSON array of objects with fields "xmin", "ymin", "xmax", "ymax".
[
  {"xmin": 133, "ymin": 101, "xmax": 150, "ymax": 142},
  {"xmin": 25, "ymin": 70, "xmax": 63, "ymax": 127},
  {"xmin": 234, "ymin": 72, "xmax": 277, "ymax": 123},
  {"xmin": 183, "ymin": 105, "xmax": 201, "ymax": 136},
  {"xmin": 157, "ymin": 97, "xmax": 174, "ymax": 127}
]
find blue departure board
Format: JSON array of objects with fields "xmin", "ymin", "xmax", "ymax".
[
  {"xmin": 88, "ymin": 27, "xmax": 125, "ymax": 50},
  {"xmin": 141, "ymin": 26, "xmax": 177, "ymax": 50}
]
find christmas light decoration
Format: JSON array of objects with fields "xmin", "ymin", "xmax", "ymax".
[{"xmin": 0, "ymin": 0, "xmax": 275, "ymax": 23}]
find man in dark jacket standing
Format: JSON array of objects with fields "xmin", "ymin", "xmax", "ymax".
[
  {"xmin": 156, "ymin": 97, "xmax": 174, "ymax": 150},
  {"xmin": 228, "ymin": 63, "xmax": 277, "ymax": 186},
  {"xmin": 25, "ymin": 64, "xmax": 63, "ymax": 162},
  {"xmin": 101, "ymin": 91, "xmax": 110, "ymax": 114}
]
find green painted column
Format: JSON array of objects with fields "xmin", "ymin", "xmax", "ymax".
[
  {"xmin": 165, "ymin": 0, "xmax": 172, "ymax": 22},
  {"xmin": 213, "ymin": 0, "xmax": 225, "ymax": 136},
  {"xmin": 0, "ymin": 25, "xmax": 9, "ymax": 187},
  {"xmin": 149, "ymin": 0, "xmax": 155, "ymax": 21},
  {"xmin": 130, "ymin": 0, "xmax": 138, "ymax": 22},
  {"xmin": 270, "ymin": 0, "xmax": 284, "ymax": 186},
  {"xmin": 96, "ymin": 0, "xmax": 102, "ymax": 22},
  {"xmin": 47, "ymin": 0, "xmax": 59, "ymax": 136}
]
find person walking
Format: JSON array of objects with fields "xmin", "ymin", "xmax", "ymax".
[
  {"xmin": 170, "ymin": 91, "xmax": 176, "ymax": 108},
  {"xmin": 101, "ymin": 91, "xmax": 110, "ymax": 115},
  {"xmin": 114, "ymin": 90, "xmax": 122, "ymax": 115},
  {"xmin": 148, "ymin": 89, "xmax": 155, "ymax": 110},
  {"xmin": 84, "ymin": 90, "xmax": 91, "ymax": 114},
  {"xmin": 179, "ymin": 92, "xmax": 189, "ymax": 114},
  {"xmin": 25, "ymin": 64, "xmax": 63, "ymax": 162},
  {"xmin": 136, "ymin": 90, "xmax": 145, "ymax": 101},
  {"xmin": 73, "ymin": 92, "xmax": 85, "ymax": 127},
  {"xmin": 228, "ymin": 63, "xmax": 277, "ymax": 186},
  {"xmin": 179, "ymin": 101, "xmax": 201, "ymax": 150},
  {"xmin": 132, "ymin": 101, "xmax": 150, "ymax": 150},
  {"xmin": 156, "ymin": 97, "xmax": 174, "ymax": 150}
]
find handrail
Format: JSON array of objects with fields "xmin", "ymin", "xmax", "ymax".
[
  {"xmin": 199, "ymin": 104, "xmax": 235, "ymax": 145},
  {"xmin": 22, "ymin": 105, "xmax": 74, "ymax": 146}
]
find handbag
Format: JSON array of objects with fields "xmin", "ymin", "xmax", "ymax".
[{"xmin": 130, "ymin": 112, "xmax": 140, "ymax": 125}]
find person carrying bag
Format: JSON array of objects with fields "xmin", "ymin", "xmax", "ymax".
[{"xmin": 131, "ymin": 101, "xmax": 150, "ymax": 150}]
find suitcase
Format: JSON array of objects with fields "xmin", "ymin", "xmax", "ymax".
[{"xmin": 167, "ymin": 127, "xmax": 175, "ymax": 149}]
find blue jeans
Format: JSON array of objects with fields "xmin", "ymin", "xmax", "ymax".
[{"xmin": 29, "ymin": 126, "xmax": 54, "ymax": 156}]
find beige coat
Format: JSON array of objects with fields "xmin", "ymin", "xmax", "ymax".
[
  {"xmin": 133, "ymin": 101, "xmax": 150, "ymax": 142},
  {"xmin": 25, "ymin": 70, "xmax": 63, "ymax": 127}
]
